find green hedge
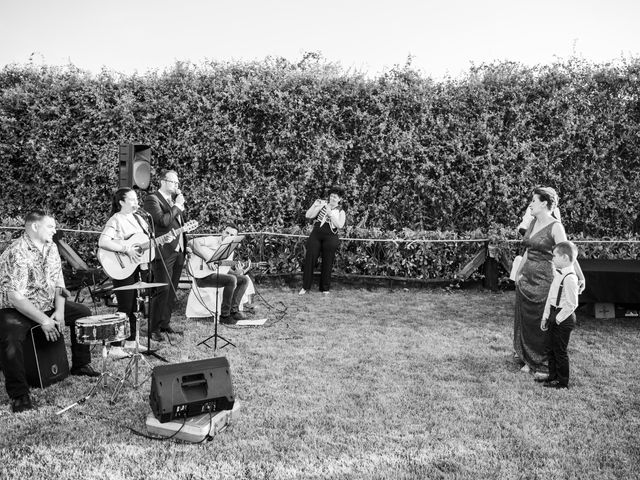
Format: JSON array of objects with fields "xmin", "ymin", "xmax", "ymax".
[{"xmin": 1, "ymin": 56, "xmax": 640, "ymax": 278}]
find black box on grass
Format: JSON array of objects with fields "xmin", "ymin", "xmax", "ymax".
[{"xmin": 149, "ymin": 356, "xmax": 235, "ymax": 423}]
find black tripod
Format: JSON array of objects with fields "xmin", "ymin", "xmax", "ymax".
[
  {"xmin": 109, "ymin": 288, "xmax": 155, "ymax": 403},
  {"xmin": 196, "ymin": 236, "xmax": 244, "ymax": 350}
]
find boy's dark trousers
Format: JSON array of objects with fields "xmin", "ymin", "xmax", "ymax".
[{"xmin": 545, "ymin": 307, "xmax": 576, "ymax": 387}]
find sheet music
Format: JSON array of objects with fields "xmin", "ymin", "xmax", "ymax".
[{"xmin": 235, "ymin": 318, "xmax": 268, "ymax": 326}]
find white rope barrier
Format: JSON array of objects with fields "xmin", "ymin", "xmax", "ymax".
[{"xmin": 1, "ymin": 225, "xmax": 640, "ymax": 244}]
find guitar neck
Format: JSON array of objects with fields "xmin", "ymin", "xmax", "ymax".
[
  {"xmin": 139, "ymin": 226, "xmax": 186, "ymax": 250},
  {"xmin": 205, "ymin": 259, "xmax": 236, "ymax": 267}
]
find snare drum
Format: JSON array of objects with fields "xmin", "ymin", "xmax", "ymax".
[{"xmin": 75, "ymin": 313, "xmax": 129, "ymax": 345}]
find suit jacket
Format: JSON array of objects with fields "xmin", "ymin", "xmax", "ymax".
[{"xmin": 143, "ymin": 191, "xmax": 187, "ymax": 258}]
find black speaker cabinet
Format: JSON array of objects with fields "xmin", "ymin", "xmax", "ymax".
[
  {"xmin": 23, "ymin": 326, "xmax": 70, "ymax": 388},
  {"xmin": 149, "ymin": 356, "xmax": 235, "ymax": 423}
]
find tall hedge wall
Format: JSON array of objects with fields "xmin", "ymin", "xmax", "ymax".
[{"xmin": 1, "ymin": 56, "xmax": 639, "ymax": 238}]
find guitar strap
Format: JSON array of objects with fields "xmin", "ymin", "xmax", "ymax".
[{"xmin": 132, "ymin": 213, "xmax": 150, "ymax": 235}]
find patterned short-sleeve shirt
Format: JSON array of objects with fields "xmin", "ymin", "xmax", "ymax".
[{"xmin": 0, "ymin": 233, "xmax": 64, "ymax": 311}]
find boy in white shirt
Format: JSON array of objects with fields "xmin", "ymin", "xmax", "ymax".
[{"xmin": 540, "ymin": 241, "xmax": 581, "ymax": 389}]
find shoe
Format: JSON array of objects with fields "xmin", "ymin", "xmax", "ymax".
[
  {"xmin": 108, "ymin": 346, "xmax": 130, "ymax": 359},
  {"xmin": 298, "ymin": 288, "xmax": 307, "ymax": 295},
  {"xmin": 533, "ymin": 372, "xmax": 550, "ymax": 382},
  {"xmin": 124, "ymin": 340, "xmax": 147, "ymax": 352},
  {"xmin": 11, "ymin": 394, "xmax": 33, "ymax": 413},
  {"xmin": 70, "ymin": 364, "xmax": 101, "ymax": 377},
  {"xmin": 161, "ymin": 327, "xmax": 184, "ymax": 335},
  {"xmin": 230, "ymin": 311, "xmax": 246, "ymax": 321},
  {"xmin": 520, "ymin": 364, "xmax": 530, "ymax": 373},
  {"xmin": 150, "ymin": 331, "xmax": 164, "ymax": 342},
  {"xmin": 543, "ymin": 380, "xmax": 568, "ymax": 389},
  {"xmin": 321, "ymin": 291, "xmax": 330, "ymax": 295},
  {"xmin": 219, "ymin": 315, "xmax": 237, "ymax": 325}
]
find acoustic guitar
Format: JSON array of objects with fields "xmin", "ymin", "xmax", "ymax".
[
  {"xmin": 188, "ymin": 253, "xmax": 267, "ymax": 279},
  {"xmin": 98, "ymin": 220, "xmax": 199, "ymax": 280}
]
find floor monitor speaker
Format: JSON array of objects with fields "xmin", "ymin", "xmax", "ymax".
[{"xmin": 149, "ymin": 356, "xmax": 234, "ymax": 423}]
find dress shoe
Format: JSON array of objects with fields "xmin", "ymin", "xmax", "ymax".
[
  {"xmin": 230, "ymin": 311, "xmax": 246, "ymax": 321},
  {"xmin": 124, "ymin": 340, "xmax": 147, "ymax": 352},
  {"xmin": 150, "ymin": 331, "xmax": 164, "ymax": 342},
  {"xmin": 11, "ymin": 394, "xmax": 33, "ymax": 413},
  {"xmin": 533, "ymin": 372, "xmax": 550, "ymax": 382},
  {"xmin": 543, "ymin": 380, "xmax": 568, "ymax": 389},
  {"xmin": 108, "ymin": 346, "xmax": 131, "ymax": 359},
  {"xmin": 70, "ymin": 364, "xmax": 101, "ymax": 377},
  {"xmin": 219, "ymin": 315, "xmax": 237, "ymax": 325},
  {"xmin": 161, "ymin": 327, "xmax": 184, "ymax": 335}
]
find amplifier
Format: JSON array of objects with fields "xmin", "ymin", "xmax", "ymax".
[
  {"xmin": 24, "ymin": 326, "xmax": 69, "ymax": 388},
  {"xmin": 149, "ymin": 356, "xmax": 235, "ymax": 423}
]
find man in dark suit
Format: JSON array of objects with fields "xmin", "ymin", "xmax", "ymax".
[{"xmin": 143, "ymin": 170, "xmax": 187, "ymax": 342}]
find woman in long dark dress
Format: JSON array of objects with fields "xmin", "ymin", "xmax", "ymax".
[{"xmin": 513, "ymin": 187, "xmax": 584, "ymax": 374}]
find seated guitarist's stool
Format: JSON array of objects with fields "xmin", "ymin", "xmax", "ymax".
[
  {"xmin": 185, "ymin": 279, "xmax": 255, "ymax": 319},
  {"xmin": 23, "ymin": 325, "xmax": 70, "ymax": 388}
]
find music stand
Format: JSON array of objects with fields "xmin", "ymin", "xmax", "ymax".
[{"xmin": 196, "ymin": 235, "xmax": 245, "ymax": 350}]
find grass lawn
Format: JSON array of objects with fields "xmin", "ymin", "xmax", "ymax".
[{"xmin": 0, "ymin": 285, "xmax": 638, "ymax": 480}]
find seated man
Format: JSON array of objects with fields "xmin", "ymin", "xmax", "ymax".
[
  {"xmin": 189, "ymin": 226, "xmax": 251, "ymax": 325},
  {"xmin": 0, "ymin": 211, "xmax": 100, "ymax": 413}
]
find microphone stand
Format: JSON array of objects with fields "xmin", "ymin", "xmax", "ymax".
[{"xmin": 140, "ymin": 212, "xmax": 168, "ymax": 363}]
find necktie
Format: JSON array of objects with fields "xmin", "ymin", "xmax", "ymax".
[
  {"xmin": 318, "ymin": 206, "xmax": 329, "ymax": 227},
  {"xmin": 166, "ymin": 195, "xmax": 184, "ymax": 252}
]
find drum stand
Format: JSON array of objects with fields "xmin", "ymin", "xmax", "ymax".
[
  {"xmin": 56, "ymin": 341, "xmax": 119, "ymax": 415},
  {"xmin": 109, "ymin": 309, "xmax": 153, "ymax": 404}
]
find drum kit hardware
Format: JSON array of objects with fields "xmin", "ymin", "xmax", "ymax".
[
  {"xmin": 56, "ymin": 281, "xmax": 167, "ymax": 414},
  {"xmin": 114, "ymin": 281, "xmax": 169, "ymax": 291}
]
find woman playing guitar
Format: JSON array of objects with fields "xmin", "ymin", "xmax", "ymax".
[{"xmin": 98, "ymin": 188, "xmax": 153, "ymax": 357}]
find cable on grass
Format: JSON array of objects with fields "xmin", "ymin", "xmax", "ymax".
[{"xmin": 70, "ymin": 406, "xmax": 216, "ymax": 444}]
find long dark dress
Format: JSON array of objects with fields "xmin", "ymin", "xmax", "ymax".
[{"xmin": 513, "ymin": 219, "xmax": 560, "ymax": 371}]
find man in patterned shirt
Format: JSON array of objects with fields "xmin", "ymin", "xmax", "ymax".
[{"xmin": 0, "ymin": 211, "xmax": 100, "ymax": 413}]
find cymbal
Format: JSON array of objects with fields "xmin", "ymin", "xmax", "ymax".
[{"xmin": 112, "ymin": 281, "xmax": 168, "ymax": 291}]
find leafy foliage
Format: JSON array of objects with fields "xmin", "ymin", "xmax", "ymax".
[{"xmin": 1, "ymin": 56, "xmax": 639, "ymax": 277}]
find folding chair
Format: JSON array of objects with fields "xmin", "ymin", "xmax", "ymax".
[{"xmin": 53, "ymin": 232, "xmax": 112, "ymax": 305}]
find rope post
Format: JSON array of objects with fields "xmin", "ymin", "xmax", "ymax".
[
  {"xmin": 259, "ymin": 233, "xmax": 265, "ymax": 261},
  {"xmin": 483, "ymin": 240, "xmax": 499, "ymax": 291}
]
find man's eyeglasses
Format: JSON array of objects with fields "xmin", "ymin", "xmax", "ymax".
[{"xmin": 163, "ymin": 179, "xmax": 179, "ymax": 185}]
